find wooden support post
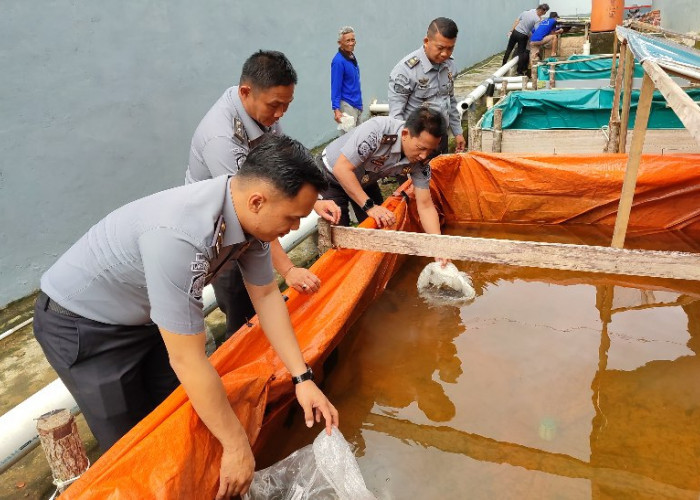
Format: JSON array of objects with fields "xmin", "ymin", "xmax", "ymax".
[
  {"xmin": 605, "ymin": 42, "xmax": 626, "ymax": 153},
  {"xmin": 486, "ymin": 96, "xmax": 494, "ymax": 109},
  {"xmin": 522, "ymin": 75, "xmax": 529, "ymax": 91},
  {"xmin": 618, "ymin": 45, "xmax": 636, "ymax": 153},
  {"xmin": 548, "ymin": 63, "xmax": 556, "ymax": 89},
  {"xmin": 492, "ymin": 108, "xmax": 503, "ymax": 153},
  {"xmin": 466, "ymin": 106, "xmax": 474, "ymax": 151},
  {"xmin": 533, "ymin": 64, "xmax": 539, "ymax": 90},
  {"xmin": 37, "ymin": 409, "xmax": 89, "ymax": 492},
  {"xmin": 611, "ymin": 72, "xmax": 655, "ymax": 249},
  {"xmin": 317, "ymin": 218, "xmax": 332, "ymax": 255},
  {"xmin": 500, "ymin": 80, "xmax": 508, "ymax": 97},
  {"xmin": 472, "ymin": 126, "xmax": 482, "ymax": 151},
  {"xmin": 324, "ymin": 225, "xmax": 700, "ymax": 281},
  {"xmin": 609, "ymin": 33, "xmax": 619, "ymax": 87}
]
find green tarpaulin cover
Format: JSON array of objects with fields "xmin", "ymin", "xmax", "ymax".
[
  {"xmin": 481, "ymin": 88, "xmax": 700, "ymax": 130},
  {"xmin": 536, "ymin": 54, "xmax": 645, "ymax": 81}
]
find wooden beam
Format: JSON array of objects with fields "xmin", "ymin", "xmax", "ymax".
[
  {"xmin": 611, "ymin": 72, "xmax": 655, "ymax": 248},
  {"xmin": 630, "ymin": 20, "xmax": 700, "ymax": 42},
  {"xmin": 643, "ymin": 59, "xmax": 700, "ymax": 145},
  {"xmin": 325, "ymin": 225, "xmax": 700, "ymax": 281},
  {"xmin": 618, "ymin": 45, "xmax": 636, "ymax": 153},
  {"xmin": 548, "ymin": 63, "xmax": 556, "ymax": 88}
]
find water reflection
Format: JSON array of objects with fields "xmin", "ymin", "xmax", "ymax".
[{"xmin": 257, "ymin": 224, "xmax": 700, "ymax": 499}]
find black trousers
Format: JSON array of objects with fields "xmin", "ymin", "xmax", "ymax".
[
  {"xmin": 33, "ymin": 292, "xmax": 179, "ymax": 451},
  {"xmin": 211, "ymin": 261, "xmax": 256, "ymax": 338},
  {"xmin": 322, "ymin": 180, "xmax": 384, "ymax": 227},
  {"xmin": 502, "ymin": 30, "xmax": 530, "ymax": 75}
]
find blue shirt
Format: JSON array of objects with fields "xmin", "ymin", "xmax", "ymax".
[
  {"xmin": 330, "ymin": 50, "xmax": 362, "ymax": 110},
  {"xmin": 531, "ymin": 18, "xmax": 558, "ymax": 42}
]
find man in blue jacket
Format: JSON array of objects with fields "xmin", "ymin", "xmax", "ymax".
[{"xmin": 331, "ymin": 26, "xmax": 363, "ymax": 133}]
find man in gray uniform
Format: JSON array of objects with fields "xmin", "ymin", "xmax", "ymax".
[
  {"xmin": 34, "ymin": 135, "xmax": 338, "ymax": 499},
  {"xmin": 186, "ymin": 51, "xmax": 340, "ymax": 338},
  {"xmin": 319, "ymin": 108, "xmax": 449, "ymax": 263},
  {"xmin": 503, "ymin": 3, "xmax": 550, "ymax": 76},
  {"xmin": 388, "ymin": 17, "xmax": 465, "ymax": 154}
]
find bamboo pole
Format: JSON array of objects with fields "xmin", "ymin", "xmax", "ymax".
[
  {"xmin": 618, "ymin": 46, "xmax": 636, "ymax": 153},
  {"xmin": 323, "ymin": 224, "xmax": 700, "ymax": 281},
  {"xmin": 492, "ymin": 108, "xmax": 503, "ymax": 153},
  {"xmin": 533, "ymin": 64, "xmax": 539, "ymax": 90},
  {"xmin": 611, "ymin": 72, "xmax": 655, "ymax": 249}
]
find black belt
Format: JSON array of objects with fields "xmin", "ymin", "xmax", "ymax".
[{"xmin": 40, "ymin": 292, "xmax": 82, "ymax": 318}]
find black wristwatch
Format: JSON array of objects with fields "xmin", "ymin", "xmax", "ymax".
[
  {"xmin": 361, "ymin": 198, "xmax": 375, "ymax": 212},
  {"xmin": 292, "ymin": 365, "xmax": 314, "ymax": 385}
]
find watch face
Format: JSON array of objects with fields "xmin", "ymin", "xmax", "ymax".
[{"xmin": 363, "ymin": 198, "xmax": 375, "ymax": 211}]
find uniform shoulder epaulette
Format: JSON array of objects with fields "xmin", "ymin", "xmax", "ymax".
[
  {"xmin": 233, "ymin": 116, "xmax": 247, "ymax": 144},
  {"xmin": 380, "ymin": 134, "xmax": 398, "ymax": 145},
  {"xmin": 405, "ymin": 56, "xmax": 420, "ymax": 69}
]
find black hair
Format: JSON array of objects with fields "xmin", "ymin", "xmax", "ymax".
[
  {"xmin": 537, "ymin": 4, "xmax": 550, "ymax": 13},
  {"xmin": 237, "ymin": 134, "xmax": 328, "ymax": 197},
  {"xmin": 239, "ymin": 50, "xmax": 298, "ymax": 90},
  {"xmin": 405, "ymin": 108, "xmax": 447, "ymax": 139},
  {"xmin": 427, "ymin": 17, "xmax": 459, "ymax": 40},
  {"xmin": 549, "ymin": 11, "xmax": 559, "ymax": 18}
]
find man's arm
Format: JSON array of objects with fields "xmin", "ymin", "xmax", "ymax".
[
  {"xmin": 245, "ymin": 280, "xmax": 339, "ymax": 429},
  {"xmin": 202, "ymin": 137, "xmax": 246, "ymax": 177},
  {"xmin": 160, "ymin": 329, "xmax": 254, "ymax": 499},
  {"xmin": 270, "ymin": 239, "xmax": 320, "ymax": 294},
  {"xmin": 330, "ymin": 58, "xmax": 344, "ymax": 123},
  {"xmin": 388, "ymin": 65, "xmax": 412, "ymax": 121},
  {"xmin": 415, "ymin": 187, "xmax": 448, "ymax": 266},
  {"xmin": 333, "ymin": 154, "xmax": 395, "ymax": 228}
]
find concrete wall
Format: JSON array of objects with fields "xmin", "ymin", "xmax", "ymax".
[
  {"xmin": 0, "ymin": 0, "xmax": 532, "ymax": 309},
  {"xmin": 652, "ymin": 0, "xmax": 700, "ymax": 33}
]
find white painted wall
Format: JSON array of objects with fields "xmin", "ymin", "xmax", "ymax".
[
  {"xmin": 652, "ymin": 0, "xmax": 700, "ymax": 33},
  {"xmin": 0, "ymin": 1, "xmax": 533, "ymax": 308}
]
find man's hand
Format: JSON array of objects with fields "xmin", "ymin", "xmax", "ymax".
[
  {"xmin": 366, "ymin": 205, "xmax": 396, "ymax": 228},
  {"xmin": 314, "ymin": 199, "xmax": 341, "ymax": 224},
  {"xmin": 454, "ymin": 134, "xmax": 466, "ymax": 153},
  {"xmin": 333, "ymin": 109, "xmax": 343, "ymax": 123},
  {"xmin": 216, "ymin": 441, "xmax": 256, "ymax": 499},
  {"xmin": 285, "ymin": 266, "xmax": 321, "ymax": 294},
  {"xmin": 295, "ymin": 380, "xmax": 339, "ymax": 434}
]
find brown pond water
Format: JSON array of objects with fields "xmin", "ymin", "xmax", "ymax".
[{"xmin": 256, "ymin": 223, "xmax": 700, "ymax": 500}]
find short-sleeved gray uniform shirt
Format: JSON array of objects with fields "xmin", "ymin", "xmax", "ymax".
[
  {"xmin": 321, "ymin": 116, "xmax": 432, "ymax": 190},
  {"xmin": 185, "ymin": 86, "xmax": 283, "ymax": 184},
  {"xmin": 41, "ymin": 176, "xmax": 273, "ymax": 334},
  {"xmin": 515, "ymin": 9, "xmax": 542, "ymax": 35},
  {"xmin": 388, "ymin": 47, "xmax": 462, "ymax": 137}
]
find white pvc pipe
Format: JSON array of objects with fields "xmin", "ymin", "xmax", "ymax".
[
  {"xmin": 0, "ymin": 212, "xmax": 321, "ymax": 472},
  {"xmin": 458, "ymin": 56, "xmax": 519, "ymax": 117},
  {"xmin": 369, "ymin": 102, "xmax": 389, "ymax": 115},
  {"xmin": 0, "ymin": 380, "xmax": 78, "ymax": 474}
]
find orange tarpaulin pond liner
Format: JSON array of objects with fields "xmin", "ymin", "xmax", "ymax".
[{"xmin": 63, "ymin": 152, "xmax": 700, "ymax": 499}]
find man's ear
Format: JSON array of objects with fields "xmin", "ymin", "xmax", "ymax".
[
  {"xmin": 239, "ymin": 85, "xmax": 252, "ymax": 100},
  {"xmin": 247, "ymin": 192, "xmax": 265, "ymax": 213}
]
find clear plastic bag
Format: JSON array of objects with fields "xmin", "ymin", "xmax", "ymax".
[
  {"xmin": 244, "ymin": 427, "xmax": 375, "ymax": 500},
  {"xmin": 336, "ymin": 113, "xmax": 356, "ymax": 133},
  {"xmin": 417, "ymin": 262, "xmax": 476, "ymax": 307}
]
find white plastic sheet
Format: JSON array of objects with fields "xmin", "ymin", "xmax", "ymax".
[{"xmin": 244, "ymin": 428, "xmax": 375, "ymax": 500}]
